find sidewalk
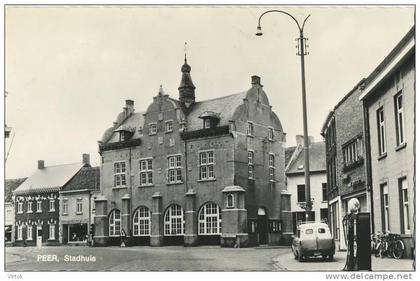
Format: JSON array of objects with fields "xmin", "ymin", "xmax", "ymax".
[{"xmin": 274, "ymin": 251, "xmax": 415, "ymax": 271}]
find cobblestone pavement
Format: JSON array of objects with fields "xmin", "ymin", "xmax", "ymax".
[
  {"xmin": 5, "ymin": 245, "xmax": 288, "ymax": 271},
  {"xmin": 273, "ymin": 250, "xmax": 415, "ymax": 271}
]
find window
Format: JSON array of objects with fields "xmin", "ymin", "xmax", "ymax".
[
  {"xmin": 17, "ymin": 225, "xmax": 23, "ymax": 240},
  {"xmin": 109, "ymin": 209, "xmax": 121, "ymax": 237},
  {"xmin": 27, "ymin": 225, "xmax": 33, "ymax": 240},
  {"xmin": 169, "ymin": 138, "xmax": 175, "ymax": 147},
  {"xmin": 269, "ymin": 154, "xmax": 275, "ymax": 181},
  {"xmin": 343, "ymin": 137, "xmax": 363, "ymax": 166},
  {"xmin": 168, "ymin": 155, "xmax": 182, "ymax": 184},
  {"xmin": 133, "ymin": 207, "xmax": 150, "ymax": 236},
  {"xmin": 49, "ymin": 224, "xmax": 55, "ymax": 240},
  {"xmin": 199, "ymin": 151, "xmax": 215, "ymax": 180},
  {"xmin": 394, "ymin": 92, "xmax": 405, "ymax": 146},
  {"xmin": 113, "ymin": 161, "xmax": 127, "ymax": 187},
  {"xmin": 119, "ymin": 131, "xmax": 126, "ymax": 142},
  {"xmin": 297, "ymin": 184, "xmax": 306, "ymax": 203},
  {"xmin": 37, "ymin": 200, "xmax": 42, "ymax": 213},
  {"xmin": 322, "ymin": 183, "xmax": 328, "ymax": 202},
  {"xmin": 149, "ymin": 123, "xmax": 157, "ymax": 135},
  {"xmin": 399, "ymin": 178, "xmax": 410, "ymax": 234},
  {"xmin": 248, "ymin": 150, "xmax": 254, "ymax": 179},
  {"xmin": 377, "ymin": 107, "xmax": 387, "ymax": 155},
  {"xmin": 226, "ymin": 194, "xmax": 235, "ymax": 208},
  {"xmin": 140, "ymin": 159, "xmax": 153, "ymax": 186},
  {"xmin": 268, "ymin": 127, "xmax": 274, "ymax": 141},
  {"xmin": 247, "ymin": 122, "xmax": 254, "ymax": 136},
  {"xmin": 381, "ymin": 183, "xmax": 390, "ymax": 232},
  {"xmin": 49, "ymin": 199, "xmax": 55, "ymax": 212},
  {"xmin": 164, "ymin": 204, "xmax": 185, "ymax": 236},
  {"xmin": 198, "ymin": 202, "xmax": 221, "ymax": 235},
  {"xmin": 166, "ymin": 120, "xmax": 173, "ymax": 132},
  {"xmin": 62, "ymin": 199, "xmax": 68, "ymax": 215},
  {"xmin": 17, "ymin": 201, "xmax": 23, "ymax": 214},
  {"xmin": 27, "ymin": 201, "xmax": 33, "ymax": 213},
  {"xmin": 76, "ymin": 198, "xmax": 83, "ymax": 214},
  {"xmin": 204, "ymin": 118, "xmax": 211, "ymax": 129}
]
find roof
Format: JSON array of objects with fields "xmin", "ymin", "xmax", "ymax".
[
  {"xmin": 106, "ymin": 112, "xmax": 145, "ymax": 143},
  {"xmin": 13, "ymin": 163, "xmax": 85, "ymax": 195},
  {"xmin": 5, "ymin": 178, "xmax": 27, "ymax": 202},
  {"xmin": 285, "ymin": 146, "xmax": 296, "ymax": 167},
  {"xmin": 186, "ymin": 92, "xmax": 247, "ymax": 131},
  {"xmin": 286, "ymin": 142, "xmax": 326, "ymax": 175},
  {"xmin": 61, "ymin": 166, "xmax": 100, "ymax": 192}
]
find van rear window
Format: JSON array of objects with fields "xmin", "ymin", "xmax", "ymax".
[
  {"xmin": 305, "ymin": 229, "xmax": 313, "ymax": 234},
  {"xmin": 318, "ymin": 228, "xmax": 326, "ymax": 233}
]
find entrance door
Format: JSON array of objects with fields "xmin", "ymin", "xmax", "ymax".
[
  {"xmin": 36, "ymin": 226, "xmax": 42, "ymax": 247},
  {"xmin": 257, "ymin": 208, "xmax": 268, "ymax": 245}
]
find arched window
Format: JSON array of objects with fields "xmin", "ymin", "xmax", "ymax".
[
  {"xmin": 226, "ymin": 194, "xmax": 235, "ymax": 208},
  {"xmin": 198, "ymin": 202, "xmax": 221, "ymax": 235},
  {"xmin": 109, "ymin": 209, "xmax": 121, "ymax": 237},
  {"xmin": 133, "ymin": 207, "xmax": 151, "ymax": 236},
  {"xmin": 164, "ymin": 204, "xmax": 185, "ymax": 236}
]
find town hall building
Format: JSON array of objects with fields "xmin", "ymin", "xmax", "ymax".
[{"xmin": 94, "ymin": 57, "xmax": 289, "ymax": 247}]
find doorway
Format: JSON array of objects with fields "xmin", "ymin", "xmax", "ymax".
[{"xmin": 257, "ymin": 207, "xmax": 268, "ymax": 245}]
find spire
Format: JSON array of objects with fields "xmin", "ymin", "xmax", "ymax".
[{"xmin": 178, "ymin": 42, "xmax": 196, "ymax": 105}]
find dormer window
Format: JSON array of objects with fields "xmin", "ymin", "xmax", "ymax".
[
  {"xmin": 119, "ymin": 132, "xmax": 126, "ymax": 142},
  {"xmin": 115, "ymin": 125, "xmax": 135, "ymax": 142},
  {"xmin": 199, "ymin": 111, "xmax": 220, "ymax": 129},
  {"xmin": 204, "ymin": 119, "xmax": 211, "ymax": 129}
]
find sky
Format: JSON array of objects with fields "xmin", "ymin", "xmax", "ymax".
[{"xmin": 4, "ymin": 5, "xmax": 415, "ymax": 179}]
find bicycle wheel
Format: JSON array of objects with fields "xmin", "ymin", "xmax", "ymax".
[{"xmin": 392, "ymin": 240, "xmax": 405, "ymax": 259}]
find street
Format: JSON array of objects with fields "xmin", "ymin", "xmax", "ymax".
[{"xmin": 5, "ymin": 246, "xmax": 414, "ymax": 272}]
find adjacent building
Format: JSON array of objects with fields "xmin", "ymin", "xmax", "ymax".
[
  {"xmin": 321, "ymin": 80, "xmax": 368, "ymax": 251},
  {"xmin": 12, "ymin": 155, "xmax": 90, "ymax": 246},
  {"xmin": 60, "ymin": 165, "xmax": 100, "ymax": 245},
  {"xmin": 359, "ymin": 26, "xmax": 414, "ymax": 258},
  {"xmin": 285, "ymin": 136, "xmax": 328, "ymax": 234},
  {"xmin": 5, "ymin": 178, "xmax": 27, "ymax": 243},
  {"xmin": 94, "ymin": 58, "xmax": 289, "ymax": 247}
]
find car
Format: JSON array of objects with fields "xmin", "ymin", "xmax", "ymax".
[{"xmin": 291, "ymin": 222, "xmax": 335, "ymax": 262}]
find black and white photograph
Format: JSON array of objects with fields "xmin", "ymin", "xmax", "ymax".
[{"xmin": 2, "ymin": 1, "xmax": 417, "ymax": 277}]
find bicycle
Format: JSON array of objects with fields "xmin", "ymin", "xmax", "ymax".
[{"xmin": 372, "ymin": 232, "xmax": 405, "ymax": 259}]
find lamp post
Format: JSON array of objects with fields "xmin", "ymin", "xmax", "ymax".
[{"xmin": 255, "ymin": 10, "xmax": 312, "ymax": 220}]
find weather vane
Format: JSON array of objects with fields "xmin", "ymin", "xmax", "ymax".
[{"xmin": 184, "ymin": 42, "xmax": 187, "ymax": 62}]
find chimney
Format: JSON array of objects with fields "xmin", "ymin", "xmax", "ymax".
[
  {"xmin": 38, "ymin": 160, "xmax": 45, "ymax": 169},
  {"xmin": 251, "ymin": 75, "xmax": 261, "ymax": 86},
  {"xmin": 124, "ymin": 99, "xmax": 135, "ymax": 116},
  {"xmin": 82, "ymin": 153, "xmax": 90, "ymax": 166},
  {"xmin": 296, "ymin": 135, "xmax": 314, "ymax": 146}
]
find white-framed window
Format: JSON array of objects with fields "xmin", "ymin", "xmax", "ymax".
[
  {"xmin": 394, "ymin": 92, "xmax": 405, "ymax": 146},
  {"xmin": 113, "ymin": 161, "xmax": 127, "ymax": 187},
  {"xmin": 49, "ymin": 224, "xmax": 55, "ymax": 240},
  {"xmin": 165, "ymin": 120, "xmax": 173, "ymax": 132},
  {"xmin": 62, "ymin": 199, "xmax": 68, "ymax": 215},
  {"xmin": 17, "ymin": 225, "xmax": 23, "ymax": 241},
  {"xmin": 27, "ymin": 201, "xmax": 33, "ymax": 213},
  {"xmin": 109, "ymin": 209, "xmax": 121, "ymax": 237},
  {"xmin": 269, "ymin": 153, "xmax": 275, "ymax": 181},
  {"xmin": 27, "ymin": 225, "xmax": 33, "ymax": 240},
  {"xmin": 49, "ymin": 199, "xmax": 55, "ymax": 212},
  {"xmin": 149, "ymin": 123, "xmax": 157, "ymax": 135},
  {"xmin": 381, "ymin": 183, "xmax": 390, "ymax": 232},
  {"xmin": 247, "ymin": 121, "xmax": 254, "ymax": 136},
  {"xmin": 198, "ymin": 202, "xmax": 221, "ymax": 235},
  {"xmin": 248, "ymin": 150, "xmax": 254, "ymax": 179},
  {"xmin": 76, "ymin": 198, "xmax": 83, "ymax": 214},
  {"xmin": 226, "ymin": 194, "xmax": 235, "ymax": 208},
  {"xmin": 168, "ymin": 155, "xmax": 182, "ymax": 184},
  {"xmin": 164, "ymin": 204, "xmax": 185, "ymax": 236},
  {"xmin": 377, "ymin": 107, "xmax": 387, "ymax": 155},
  {"xmin": 199, "ymin": 150, "xmax": 215, "ymax": 180},
  {"xmin": 399, "ymin": 178, "xmax": 410, "ymax": 234},
  {"xmin": 140, "ymin": 159, "xmax": 153, "ymax": 186},
  {"xmin": 17, "ymin": 201, "xmax": 23, "ymax": 214},
  {"xmin": 204, "ymin": 118, "xmax": 211, "ymax": 129},
  {"xmin": 343, "ymin": 137, "xmax": 363, "ymax": 166},
  {"xmin": 36, "ymin": 200, "xmax": 42, "ymax": 213},
  {"xmin": 133, "ymin": 207, "xmax": 151, "ymax": 236},
  {"xmin": 268, "ymin": 127, "xmax": 274, "ymax": 141},
  {"xmin": 169, "ymin": 137, "xmax": 175, "ymax": 147}
]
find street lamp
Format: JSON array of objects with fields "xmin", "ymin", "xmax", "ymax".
[{"xmin": 255, "ymin": 10, "xmax": 313, "ymax": 220}]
